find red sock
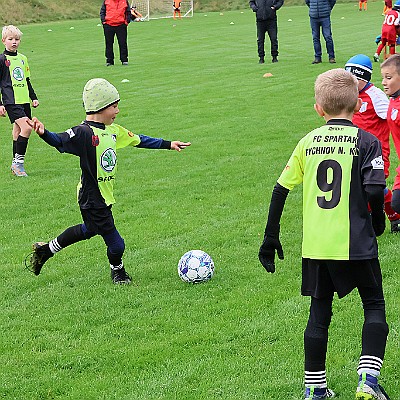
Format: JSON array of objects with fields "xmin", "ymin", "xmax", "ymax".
[{"xmin": 384, "ymin": 188, "xmax": 400, "ymax": 221}]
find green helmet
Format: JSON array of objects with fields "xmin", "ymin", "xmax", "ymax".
[{"xmin": 82, "ymin": 78, "xmax": 120, "ymax": 114}]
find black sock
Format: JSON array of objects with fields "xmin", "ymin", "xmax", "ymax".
[{"xmin": 15, "ymin": 136, "xmax": 29, "ymax": 163}]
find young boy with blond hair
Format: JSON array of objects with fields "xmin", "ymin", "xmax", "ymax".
[
  {"xmin": 26, "ymin": 78, "xmax": 190, "ymax": 285},
  {"xmin": 0, "ymin": 25, "xmax": 39, "ymax": 177},
  {"xmin": 381, "ymin": 53, "xmax": 400, "ymax": 216},
  {"xmin": 258, "ymin": 69, "xmax": 390, "ymax": 399}
]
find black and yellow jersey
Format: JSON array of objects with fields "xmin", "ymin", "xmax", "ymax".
[
  {"xmin": 40, "ymin": 120, "xmax": 171, "ymax": 209},
  {"xmin": 277, "ymin": 119, "xmax": 385, "ymax": 260},
  {"xmin": 0, "ymin": 50, "xmax": 37, "ymax": 105}
]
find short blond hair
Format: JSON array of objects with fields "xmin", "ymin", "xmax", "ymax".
[
  {"xmin": 381, "ymin": 53, "xmax": 400, "ymax": 75},
  {"xmin": 2, "ymin": 25, "xmax": 23, "ymax": 40},
  {"xmin": 314, "ymin": 68, "xmax": 359, "ymax": 116}
]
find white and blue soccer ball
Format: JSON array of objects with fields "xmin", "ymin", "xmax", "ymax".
[{"xmin": 178, "ymin": 250, "xmax": 215, "ymax": 283}]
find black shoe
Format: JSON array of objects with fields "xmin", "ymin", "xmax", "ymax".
[
  {"xmin": 105, "ymin": 62, "xmax": 114, "ymax": 67},
  {"xmin": 312, "ymin": 58, "xmax": 322, "ymax": 64},
  {"xmin": 26, "ymin": 242, "xmax": 53, "ymax": 275},
  {"xmin": 259, "ymin": 57, "xmax": 265, "ymax": 64},
  {"xmin": 272, "ymin": 56, "xmax": 278, "ymax": 63},
  {"xmin": 111, "ymin": 266, "xmax": 132, "ymax": 284},
  {"xmin": 391, "ymin": 219, "xmax": 400, "ymax": 233}
]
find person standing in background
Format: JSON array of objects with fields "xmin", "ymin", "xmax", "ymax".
[
  {"xmin": 100, "ymin": 0, "xmax": 132, "ymax": 66},
  {"xmin": 249, "ymin": 0, "xmax": 284, "ymax": 64},
  {"xmin": 305, "ymin": 0, "xmax": 336, "ymax": 64}
]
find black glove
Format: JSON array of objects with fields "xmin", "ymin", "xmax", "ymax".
[
  {"xmin": 258, "ymin": 235, "xmax": 284, "ymax": 273},
  {"xmin": 371, "ymin": 209, "xmax": 386, "ymax": 237}
]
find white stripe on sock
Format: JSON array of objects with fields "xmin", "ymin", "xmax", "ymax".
[{"xmin": 49, "ymin": 239, "xmax": 62, "ymax": 254}]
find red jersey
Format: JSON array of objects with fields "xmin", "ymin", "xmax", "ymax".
[
  {"xmin": 352, "ymin": 83, "xmax": 391, "ymax": 177},
  {"xmin": 381, "ymin": 9, "xmax": 400, "ymax": 43},
  {"xmin": 387, "ymin": 95, "xmax": 400, "ymax": 189},
  {"xmin": 102, "ymin": 0, "xmax": 130, "ymax": 26}
]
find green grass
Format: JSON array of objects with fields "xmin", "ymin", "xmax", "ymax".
[{"xmin": 1, "ymin": 3, "xmax": 399, "ymax": 399}]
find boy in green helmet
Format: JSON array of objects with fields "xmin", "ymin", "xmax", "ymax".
[{"xmin": 26, "ymin": 78, "xmax": 190, "ymax": 284}]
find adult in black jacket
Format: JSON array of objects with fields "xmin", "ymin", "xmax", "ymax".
[{"xmin": 249, "ymin": 0, "xmax": 284, "ymax": 64}]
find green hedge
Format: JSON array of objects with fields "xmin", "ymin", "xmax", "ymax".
[{"xmin": 0, "ymin": 0, "xmax": 370, "ymax": 25}]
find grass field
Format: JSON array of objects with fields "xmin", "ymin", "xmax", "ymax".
[{"xmin": 1, "ymin": 2, "xmax": 399, "ymax": 399}]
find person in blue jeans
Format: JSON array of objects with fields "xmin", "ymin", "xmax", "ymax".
[{"xmin": 305, "ymin": 0, "xmax": 336, "ymax": 64}]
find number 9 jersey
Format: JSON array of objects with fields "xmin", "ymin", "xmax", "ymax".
[{"xmin": 277, "ymin": 120, "xmax": 385, "ymax": 260}]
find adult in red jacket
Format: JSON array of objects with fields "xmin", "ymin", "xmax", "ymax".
[{"xmin": 100, "ymin": 0, "xmax": 131, "ymax": 66}]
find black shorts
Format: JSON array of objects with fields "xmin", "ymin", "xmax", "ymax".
[
  {"xmin": 4, "ymin": 103, "xmax": 31, "ymax": 124},
  {"xmin": 301, "ymin": 258, "xmax": 382, "ymax": 299},
  {"xmin": 80, "ymin": 206, "xmax": 116, "ymax": 236}
]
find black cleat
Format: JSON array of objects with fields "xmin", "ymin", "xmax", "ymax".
[
  {"xmin": 111, "ymin": 266, "xmax": 132, "ymax": 285},
  {"xmin": 25, "ymin": 242, "xmax": 53, "ymax": 275},
  {"xmin": 390, "ymin": 219, "xmax": 400, "ymax": 233}
]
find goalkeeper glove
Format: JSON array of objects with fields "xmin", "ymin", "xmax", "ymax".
[
  {"xmin": 371, "ymin": 209, "xmax": 386, "ymax": 237},
  {"xmin": 258, "ymin": 233, "xmax": 284, "ymax": 273}
]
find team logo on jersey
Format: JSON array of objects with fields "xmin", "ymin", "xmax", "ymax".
[
  {"xmin": 12, "ymin": 66, "xmax": 24, "ymax": 81},
  {"xmin": 371, "ymin": 155, "xmax": 384, "ymax": 170},
  {"xmin": 128, "ymin": 131, "xmax": 134, "ymax": 137},
  {"xmin": 391, "ymin": 108, "xmax": 398, "ymax": 121},
  {"xmin": 5, "ymin": 59, "xmax": 10, "ymax": 67},
  {"xmin": 92, "ymin": 135, "xmax": 99, "ymax": 146},
  {"xmin": 112, "ymin": 134, "xmax": 117, "ymax": 142},
  {"xmin": 100, "ymin": 148, "xmax": 117, "ymax": 172},
  {"xmin": 359, "ymin": 101, "xmax": 367, "ymax": 113}
]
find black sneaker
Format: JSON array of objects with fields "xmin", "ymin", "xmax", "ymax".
[
  {"xmin": 272, "ymin": 56, "xmax": 278, "ymax": 63},
  {"xmin": 26, "ymin": 242, "xmax": 53, "ymax": 275},
  {"xmin": 259, "ymin": 57, "xmax": 265, "ymax": 64},
  {"xmin": 111, "ymin": 266, "xmax": 132, "ymax": 284},
  {"xmin": 391, "ymin": 219, "xmax": 400, "ymax": 233},
  {"xmin": 312, "ymin": 58, "xmax": 322, "ymax": 64}
]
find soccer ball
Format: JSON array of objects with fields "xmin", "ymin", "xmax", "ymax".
[{"xmin": 177, "ymin": 250, "xmax": 214, "ymax": 283}]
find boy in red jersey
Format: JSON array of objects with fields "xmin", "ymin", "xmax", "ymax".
[
  {"xmin": 346, "ymin": 54, "xmax": 400, "ymax": 232},
  {"xmin": 374, "ymin": 0, "xmax": 400, "ymax": 62},
  {"xmin": 381, "ymin": 53, "xmax": 400, "ymax": 217}
]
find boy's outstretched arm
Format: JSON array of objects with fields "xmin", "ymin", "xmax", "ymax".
[
  {"xmin": 259, "ymin": 183, "xmax": 289, "ymax": 273},
  {"xmin": 170, "ymin": 141, "xmax": 191, "ymax": 151},
  {"xmin": 28, "ymin": 117, "xmax": 45, "ymax": 135},
  {"xmin": 28, "ymin": 117, "xmax": 63, "ymax": 148}
]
